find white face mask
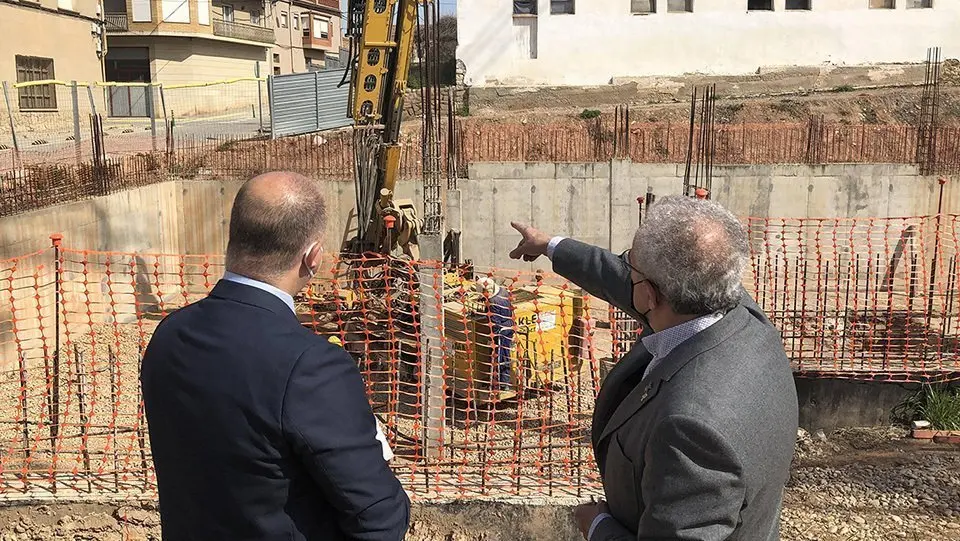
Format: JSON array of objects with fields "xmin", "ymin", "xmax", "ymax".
[{"xmin": 303, "ymin": 241, "xmax": 320, "ymax": 279}]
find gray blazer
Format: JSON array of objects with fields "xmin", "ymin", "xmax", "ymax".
[{"xmin": 553, "ymin": 239, "xmax": 798, "ymax": 541}]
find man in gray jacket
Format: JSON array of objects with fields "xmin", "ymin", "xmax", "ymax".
[{"xmin": 509, "ymin": 195, "xmax": 798, "ymax": 541}]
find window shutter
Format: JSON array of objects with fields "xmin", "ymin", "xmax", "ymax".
[
  {"xmin": 132, "ymin": 0, "xmax": 151, "ymax": 22},
  {"xmin": 197, "ymin": 0, "xmax": 209, "ymax": 25},
  {"xmin": 162, "ymin": 0, "xmax": 189, "ymax": 22}
]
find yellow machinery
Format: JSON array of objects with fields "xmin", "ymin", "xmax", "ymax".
[
  {"xmin": 335, "ymin": 1, "xmax": 586, "ymax": 404},
  {"xmin": 442, "ymin": 274, "xmax": 586, "ymax": 403},
  {"xmin": 342, "ymin": 0, "xmax": 422, "ymax": 258}
]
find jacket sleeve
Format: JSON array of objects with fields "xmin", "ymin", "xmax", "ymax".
[
  {"xmin": 550, "ymin": 238, "xmax": 642, "ymax": 321},
  {"xmin": 281, "ymin": 344, "xmax": 410, "ymax": 541},
  {"xmin": 593, "ymin": 415, "xmax": 745, "ymax": 541}
]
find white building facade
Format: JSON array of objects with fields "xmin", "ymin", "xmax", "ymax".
[{"xmin": 457, "ymin": 0, "xmax": 958, "ymax": 86}]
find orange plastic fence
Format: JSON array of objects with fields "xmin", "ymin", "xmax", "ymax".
[{"xmin": 1, "ymin": 216, "xmax": 960, "ymax": 502}]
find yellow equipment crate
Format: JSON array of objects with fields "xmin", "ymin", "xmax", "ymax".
[{"xmin": 443, "ymin": 284, "xmax": 584, "ymax": 404}]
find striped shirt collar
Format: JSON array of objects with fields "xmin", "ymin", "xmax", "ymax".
[{"xmin": 641, "ymin": 312, "xmax": 724, "ymax": 379}]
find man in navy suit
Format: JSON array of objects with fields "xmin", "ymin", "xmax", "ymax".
[{"xmin": 141, "ymin": 171, "xmax": 410, "ymax": 541}]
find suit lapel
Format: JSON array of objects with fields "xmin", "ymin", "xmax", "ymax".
[
  {"xmin": 596, "ymin": 305, "xmax": 752, "ymax": 444},
  {"xmin": 591, "ymin": 341, "xmax": 651, "ymax": 449}
]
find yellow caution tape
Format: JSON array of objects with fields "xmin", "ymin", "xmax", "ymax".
[{"xmin": 11, "ymin": 77, "xmax": 266, "ymax": 89}]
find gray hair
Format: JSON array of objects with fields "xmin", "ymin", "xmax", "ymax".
[{"xmin": 632, "ymin": 195, "xmax": 748, "ymax": 315}]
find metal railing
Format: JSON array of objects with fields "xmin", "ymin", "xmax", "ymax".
[
  {"xmin": 104, "ymin": 12, "xmax": 129, "ymax": 31},
  {"xmin": 213, "ymin": 19, "xmax": 275, "ymax": 43}
]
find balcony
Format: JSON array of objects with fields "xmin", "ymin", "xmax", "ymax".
[
  {"xmin": 302, "ymin": 34, "xmax": 333, "ymax": 51},
  {"xmin": 300, "ymin": 0, "xmax": 339, "ymax": 10},
  {"xmin": 213, "ymin": 19, "xmax": 275, "ymax": 44},
  {"xmin": 104, "ymin": 12, "xmax": 129, "ymax": 31}
]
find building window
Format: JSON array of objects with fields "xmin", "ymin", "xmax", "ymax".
[
  {"xmin": 222, "ymin": 3, "xmax": 234, "ymax": 21},
  {"xmin": 273, "ymin": 53, "xmax": 281, "ymax": 63},
  {"xmin": 301, "ymin": 14, "xmax": 309, "ymax": 36},
  {"xmin": 279, "ymin": 11, "xmax": 288, "ymax": 27},
  {"xmin": 513, "ymin": 0, "xmax": 536, "ymax": 15},
  {"xmin": 274, "ymin": 66, "xmax": 281, "ymax": 75},
  {"xmin": 251, "ymin": 10, "xmax": 261, "ymax": 25},
  {"xmin": 15, "ymin": 56, "xmax": 57, "ymax": 111},
  {"xmin": 631, "ymin": 0, "xmax": 655, "ymax": 14},
  {"xmin": 551, "ymin": 0, "xmax": 574, "ymax": 14},
  {"xmin": 748, "ymin": 0, "xmax": 773, "ymax": 10},
  {"xmin": 906, "ymin": 0, "xmax": 931, "ymax": 7},
  {"xmin": 293, "ymin": 14, "xmax": 300, "ymax": 29},
  {"xmin": 869, "ymin": 0, "xmax": 895, "ymax": 7},
  {"xmin": 667, "ymin": 0, "xmax": 692, "ymax": 12},
  {"xmin": 313, "ymin": 16, "xmax": 329, "ymax": 39},
  {"xmin": 785, "ymin": 0, "xmax": 810, "ymax": 9}
]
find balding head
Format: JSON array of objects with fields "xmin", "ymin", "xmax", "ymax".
[
  {"xmin": 631, "ymin": 195, "xmax": 748, "ymax": 315},
  {"xmin": 226, "ymin": 172, "xmax": 327, "ymax": 281}
]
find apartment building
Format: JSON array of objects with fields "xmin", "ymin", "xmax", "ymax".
[
  {"xmin": 270, "ymin": 0, "xmax": 341, "ymax": 74},
  {"xmin": 458, "ymin": 0, "xmax": 957, "ymax": 86},
  {"xmin": 1, "ymin": 0, "xmax": 105, "ymax": 118},
  {"xmin": 102, "ymin": 0, "xmax": 275, "ymax": 116}
]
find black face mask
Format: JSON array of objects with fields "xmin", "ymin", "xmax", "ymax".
[{"xmin": 631, "ymin": 280, "xmax": 654, "ymax": 333}]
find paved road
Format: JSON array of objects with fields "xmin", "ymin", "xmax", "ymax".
[{"xmin": 0, "ymin": 115, "xmax": 270, "ymax": 170}]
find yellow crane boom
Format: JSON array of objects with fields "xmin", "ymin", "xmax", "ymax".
[{"xmin": 343, "ymin": 0, "xmax": 422, "ymax": 259}]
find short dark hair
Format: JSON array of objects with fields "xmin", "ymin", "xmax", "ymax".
[{"xmin": 225, "ymin": 172, "xmax": 327, "ymax": 279}]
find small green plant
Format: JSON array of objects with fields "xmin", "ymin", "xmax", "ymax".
[
  {"xmin": 579, "ymin": 109, "xmax": 601, "ymax": 120},
  {"xmin": 893, "ymin": 384, "xmax": 960, "ymax": 430},
  {"xmin": 832, "ymin": 84, "xmax": 856, "ymax": 93}
]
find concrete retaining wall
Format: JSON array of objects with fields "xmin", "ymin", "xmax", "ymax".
[{"xmin": 458, "ymin": 162, "xmax": 956, "ymax": 269}]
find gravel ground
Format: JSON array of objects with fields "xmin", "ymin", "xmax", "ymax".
[{"xmin": 0, "ymin": 427, "xmax": 955, "ymax": 540}]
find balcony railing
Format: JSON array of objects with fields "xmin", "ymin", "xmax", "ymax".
[
  {"xmin": 213, "ymin": 19, "xmax": 275, "ymax": 43},
  {"xmin": 302, "ymin": 34, "xmax": 334, "ymax": 50},
  {"xmin": 104, "ymin": 12, "xmax": 129, "ymax": 31}
]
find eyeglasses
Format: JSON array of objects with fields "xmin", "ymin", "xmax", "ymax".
[{"xmin": 620, "ymin": 249, "xmax": 658, "ymax": 292}]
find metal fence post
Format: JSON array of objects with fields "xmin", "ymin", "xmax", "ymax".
[
  {"xmin": 50, "ymin": 233, "xmax": 63, "ymax": 452},
  {"xmin": 255, "ymin": 62, "xmax": 264, "ymax": 133},
  {"xmin": 146, "ymin": 86, "xmax": 157, "ymax": 152},
  {"xmin": 71, "ymin": 81, "xmax": 82, "ymax": 163},
  {"xmin": 418, "ymin": 237, "xmax": 445, "ymax": 460},
  {"xmin": 1, "ymin": 81, "xmax": 20, "ymax": 168},
  {"xmin": 268, "ymin": 75, "xmax": 276, "ymax": 139},
  {"xmin": 86, "ymin": 84, "xmax": 98, "ymax": 116},
  {"xmin": 315, "ymin": 71, "xmax": 321, "ymax": 133}
]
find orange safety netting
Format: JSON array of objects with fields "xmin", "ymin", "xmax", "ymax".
[{"xmin": 1, "ymin": 215, "xmax": 959, "ymax": 502}]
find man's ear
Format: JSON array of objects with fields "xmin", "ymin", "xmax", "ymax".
[
  {"xmin": 640, "ymin": 281, "xmax": 658, "ymax": 311},
  {"xmin": 305, "ymin": 242, "xmax": 324, "ymax": 272}
]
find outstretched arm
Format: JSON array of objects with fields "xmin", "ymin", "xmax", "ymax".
[{"xmin": 508, "ymin": 223, "xmax": 640, "ymax": 320}]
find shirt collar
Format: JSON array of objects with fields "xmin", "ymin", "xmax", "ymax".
[
  {"xmin": 222, "ymin": 271, "xmax": 296, "ymax": 314},
  {"xmin": 641, "ymin": 312, "xmax": 724, "ymax": 362}
]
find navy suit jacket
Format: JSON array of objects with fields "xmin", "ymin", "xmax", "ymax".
[{"xmin": 141, "ymin": 279, "xmax": 410, "ymax": 541}]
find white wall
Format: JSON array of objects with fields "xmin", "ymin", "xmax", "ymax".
[{"xmin": 457, "ymin": 0, "xmax": 959, "ymax": 86}]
